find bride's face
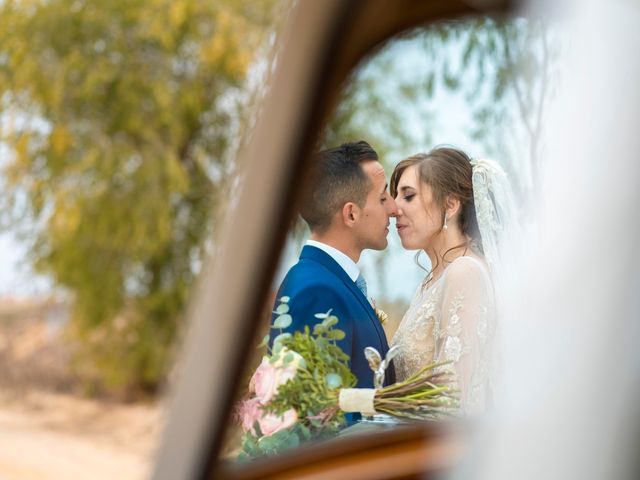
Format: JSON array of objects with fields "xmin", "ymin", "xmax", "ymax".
[{"xmin": 394, "ymin": 164, "xmax": 442, "ymax": 251}]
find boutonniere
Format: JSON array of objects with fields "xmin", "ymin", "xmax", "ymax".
[{"xmin": 371, "ymin": 299, "xmax": 388, "ymax": 326}]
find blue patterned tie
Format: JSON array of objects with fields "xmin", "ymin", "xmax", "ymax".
[{"xmin": 355, "ymin": 274, "xmax": 368, "ymax": 299}]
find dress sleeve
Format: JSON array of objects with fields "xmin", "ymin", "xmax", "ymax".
[{"xmin": 435, "ymin": 257, "xmax": 494, "ymax": 412}]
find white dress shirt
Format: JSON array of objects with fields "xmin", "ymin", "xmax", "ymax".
[{"xmin": 305, "ymin": 240, "xmax": 360, "ymax": 282}]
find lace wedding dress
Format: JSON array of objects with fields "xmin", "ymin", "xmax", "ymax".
[{"xmin": 391, "ymin": 255, "xmax": 496, "ymax": 414}]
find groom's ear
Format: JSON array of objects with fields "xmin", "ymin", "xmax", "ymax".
[{"xmin": 342, "ymin": 202, "xmax": 359, "ymax": 227}]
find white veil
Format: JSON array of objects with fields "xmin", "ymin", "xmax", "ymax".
[
  {"xmin": 469, "ymin": 158, "xmax": 520, "ymax": 293},
  {"xmin": 468, "ymin": 157, "xmax": 522, "ymax": 418}
]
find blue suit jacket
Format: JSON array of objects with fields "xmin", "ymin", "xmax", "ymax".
[{"xmin": 271, "ymin": 245, "xmax": 395, "ymax": 389}]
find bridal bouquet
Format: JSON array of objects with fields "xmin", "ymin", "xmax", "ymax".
[{"xmin": 235, "ymin": 297, "xmax": 458, "ymax": 460}]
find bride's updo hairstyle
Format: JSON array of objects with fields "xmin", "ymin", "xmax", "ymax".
[{"xmin": 390, "ymin": 147, "xmax": 481, "ymax": 256}]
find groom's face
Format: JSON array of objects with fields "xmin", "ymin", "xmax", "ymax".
[{"xmin": 353, "ymin": 160, "xmax": 397, "ymax": 250}]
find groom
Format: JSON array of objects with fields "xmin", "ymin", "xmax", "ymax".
[{"xmin": 272, "ymin": 140, "xmax": 397, "ymax": 388}]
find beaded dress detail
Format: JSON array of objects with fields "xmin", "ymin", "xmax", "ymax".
[{"xmin": 390, "ymin": 256, "xmax": 495, "ymax": 414}]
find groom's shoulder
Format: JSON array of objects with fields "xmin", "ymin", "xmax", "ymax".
[
  {"xmin": 285, "ymin": 246, "xmax": 333, "ymax": 274},
  {"xmin": 279, "ymin": 254, "xmax": 350, "ymax": 298},
  {"xmin": 284, "ymin": 256, "xmax": 339, "ymax": 288}
]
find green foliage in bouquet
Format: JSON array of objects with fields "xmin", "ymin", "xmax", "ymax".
[
  {"xmin": 235, "ymin": 297, "xmax": 462, "ymax": 461},
  {"xmin": 238, "ymin": 423, "xmax": 309, "ymax": 460},
  {"xmin": 235, "ymin": 297, "xmax": 356, "ymax": 460},
  {"xmin": 267, "ymin": 312, "xmax": 356, "ymax": 421}
]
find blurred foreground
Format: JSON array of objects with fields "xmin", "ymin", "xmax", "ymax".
[
  {"xmin": 0, "ymin": 297, "xmax": 163, "ymax": 479},
  {"xmin": 0, "ymin": 390, "xmax": 160, "ymax": 479}
]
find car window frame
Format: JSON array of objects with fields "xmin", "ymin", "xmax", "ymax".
[{"xmin": 151, "ymin": 1, "xmax": 515, "ymax": 479}]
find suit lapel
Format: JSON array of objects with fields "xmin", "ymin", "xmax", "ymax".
[{"xmin": 300, "ymin": 246, "xmax": 388, "ymax": 349}]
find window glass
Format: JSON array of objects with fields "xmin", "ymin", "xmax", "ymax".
[{"xmin": 221, "ymin": 13, "xmax": 564, "ymax": 466}]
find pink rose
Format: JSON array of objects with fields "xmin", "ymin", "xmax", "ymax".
[
  {"xmin": 250, "ymin": 357, "xmax": 279, "ymax": 404},
  {"xmin": 258, "ymin": 408, "xmax": 298, "ymax": 437},
  {"xmin": 237, "ymin": 398, "xmax": 262, "ymax": 436},
  {"xmin": 249, "ymin": 351, "xmax": 301, "ymax": 405}
]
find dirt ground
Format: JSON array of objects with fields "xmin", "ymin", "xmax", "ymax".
[
  {"xmin": 0, "ymin": 389, "xmax": 163, "ymax": 480},
  {"xmin": 0, "ymin": 297, "xmax": 165, "ymax": 478}
]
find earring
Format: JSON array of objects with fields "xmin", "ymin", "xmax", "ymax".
[{"xmin": 443, "ymin": 213, "xmax": 448, "ymax": 230}]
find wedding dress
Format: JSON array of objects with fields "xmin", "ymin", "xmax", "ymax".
[{"xmin": 390, "ymin": 255, "xmax": 495, "ymax": 414}]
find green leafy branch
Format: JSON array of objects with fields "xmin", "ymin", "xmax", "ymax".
[{"xmin": 262, "ymin": 298, "xmax": 356, "ymax": 429}]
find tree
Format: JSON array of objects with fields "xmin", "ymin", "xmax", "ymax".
[
  {"xmin": 0, "ymin": 0, "xmax": 281, "ymax": 394},
  {"xmin": 321, "ymin": 16, "xmax": 560, "ymax": 303},
  {"xmin": 416, "ymin": 16, "xmax": 560, "ymax": 203},
  {"xmin": 322, "ymin": 54, "xmax": 422, "ymax": 161},
  {"xmin": 326, "ymin": 16, "xmax": 559, "ymax": 204}
]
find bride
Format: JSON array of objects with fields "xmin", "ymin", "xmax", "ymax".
[{"xmin": 389, "ymin": 147, "xmax": 509, "ymax": 414}]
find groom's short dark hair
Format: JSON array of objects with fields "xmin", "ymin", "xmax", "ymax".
[{"xmin": 300, "ymin": 140, "xmax": 377, "ymax": 233}]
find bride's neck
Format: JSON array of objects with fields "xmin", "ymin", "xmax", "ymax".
[{"xmin": 424, "ymin": 228, "xmax": 468, "ymax": 275}]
